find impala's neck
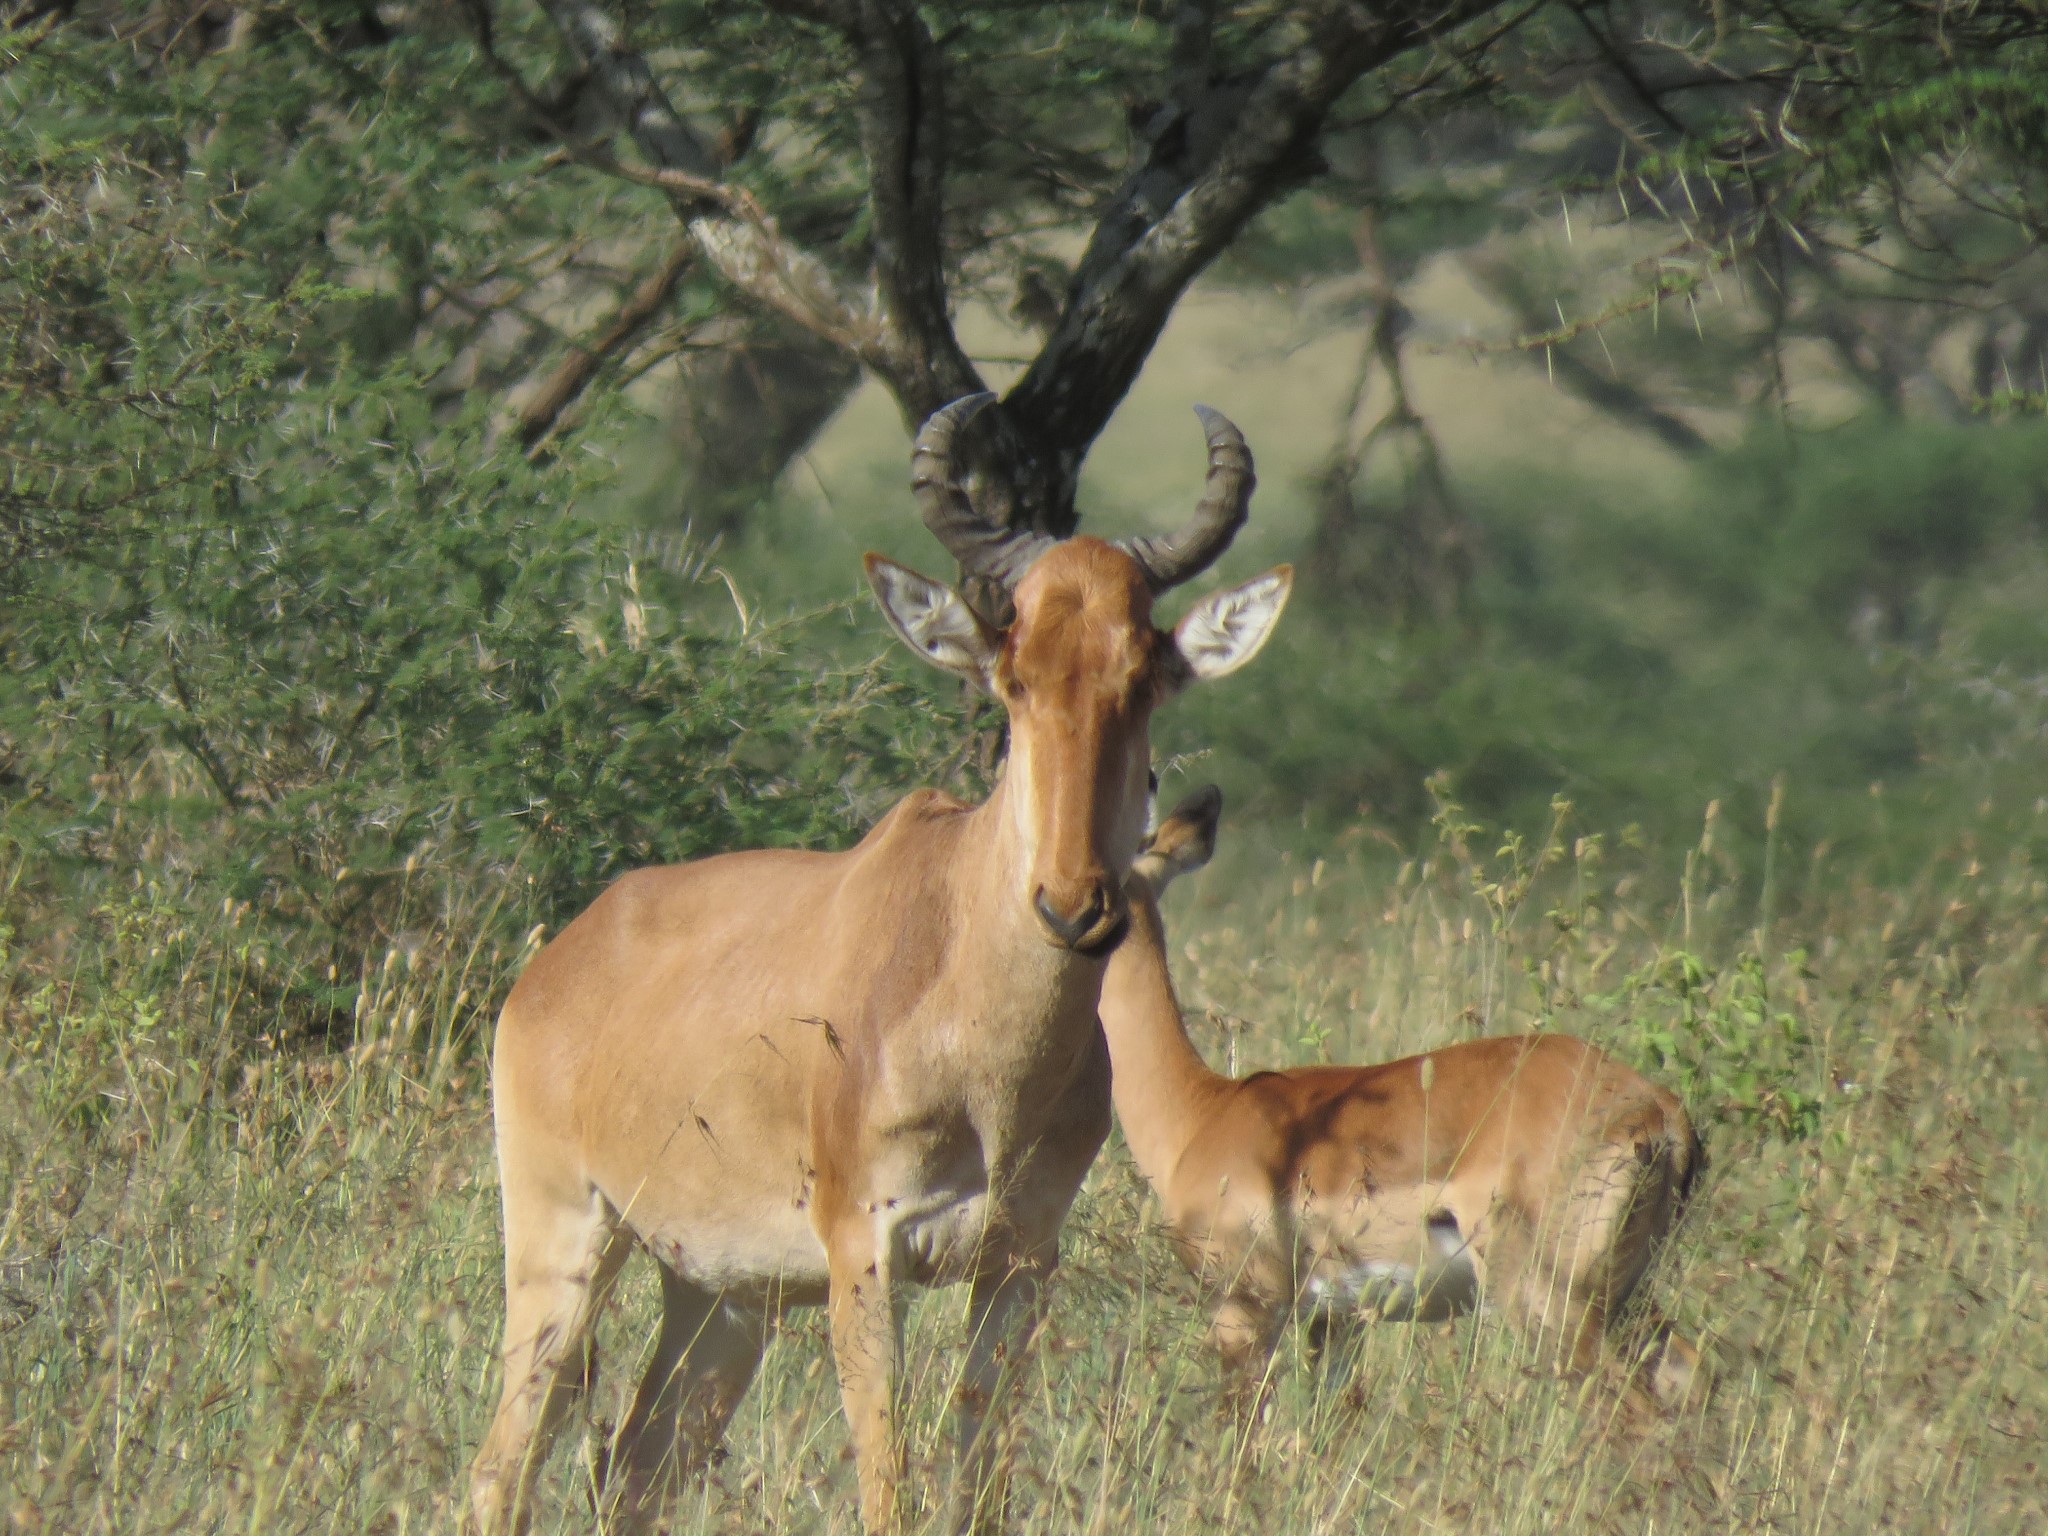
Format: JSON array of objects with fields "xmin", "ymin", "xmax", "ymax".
[{"xmin": 1096, "ymin": 887, "xmax": 1230, "ymax": 1190}]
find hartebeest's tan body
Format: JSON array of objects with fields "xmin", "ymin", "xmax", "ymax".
[
  {"xmin": 1105, "ymin": 791, "xmax": 1702, "ymax": 1405},
  {"xmin": 467, "ymin": 397, "xmax": 1292, "ymax": 1536}
]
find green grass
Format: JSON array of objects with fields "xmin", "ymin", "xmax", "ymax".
[{"xmin": 6, "ymin": 802, "xmax": 2043, "ymax": 1535}]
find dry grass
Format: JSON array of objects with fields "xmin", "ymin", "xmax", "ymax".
[{"xmin": 4, "ymin": 802, "xmax": 2043, "ymax": 1535}]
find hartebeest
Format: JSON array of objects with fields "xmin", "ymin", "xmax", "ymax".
[
  {"xmin": 1105, "ymin": 787, "xmax": 1702, "ymax": 1409},
  {"xmin": 466, "ymin": 396, "xmax": 1293, "ymax": 1536}
]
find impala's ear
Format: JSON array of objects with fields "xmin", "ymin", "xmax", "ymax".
[
  {"xmin": 864, "ymin": 554, "xmax": 1000, "ymax": 687},
  {"xmin": 1132, "ymin": 784, "xmax": 1223, "ymax": 894},
  {"xmin": 1171, "ymin": 565, "xmax": 1293, "ymax": 682}
]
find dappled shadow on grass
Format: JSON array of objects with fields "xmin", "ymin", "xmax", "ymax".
[{"xmin": 3, "ymin": 811, "xmax": 2043, "ymax": 1534}]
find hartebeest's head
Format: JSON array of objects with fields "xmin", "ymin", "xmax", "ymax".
[{"xmin": 866, "ymin": 394, "xmax": 1290, "ymax": 955}]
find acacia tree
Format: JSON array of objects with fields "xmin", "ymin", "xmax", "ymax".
[
  {"xmin": 1236, "ymin": 0, "xmax": 2048, "ymax": 614},
  {"xmin": 459, "ymin": 0, "xmax": 1522, "ymax": 592},
  {"xmin": 479, "ymin": 0, "xmax": 2046, "ymax": 558},
  {"xmin": 17, "ymin": 2, "xmax": 2038, "ymax": 586}
]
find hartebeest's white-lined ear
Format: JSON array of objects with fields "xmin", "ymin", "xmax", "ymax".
[
  {"xmin": 1172, "ymin": 565, "xmax": 1293, "ymax": 681},
  {"xmin": 864, "ymin": 553, "xmax": 1000, "ymax": 687}
]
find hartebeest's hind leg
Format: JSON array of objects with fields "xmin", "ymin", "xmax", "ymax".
[
  {"xmin": 948, "ymin": 1239, "xmax": 1058, "ymax": 1535},
  {"xmin": 602, "ymin": 1271, "xmax": 770, "ymax": 1532},
  {"xmin": 467, "ymin": 1167, "xmax": 631, "ymax": 1536}
]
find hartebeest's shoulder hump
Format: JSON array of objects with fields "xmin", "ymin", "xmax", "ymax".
[{"xmin": 853, "ymin": 785, "xmax": 977, "ymax": 846}]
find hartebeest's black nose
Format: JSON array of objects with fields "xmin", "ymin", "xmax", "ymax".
[{"xmin": 1033, "ymin": 881, "xmax": 1126, "ymax": 954}]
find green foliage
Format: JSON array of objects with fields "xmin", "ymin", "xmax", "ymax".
[
  {"xmin": 1, "ymin": 368, "xmax": 967, "ymax": 1024},
  {"xmin": 9, "ymin": 457, "xmax": 965, "ymax": 955},
  {"xmin": 2, "ymin": 880, "xmax": 220, "ymax": 1141},
  {"xmin": 1144, "ymin": 412, "xmax": 2048, "ymax": 881},
  {"xmin": 1677, "ymin": 418, "xmax": 2048, "ymax": 631},
  {"xmin": 1410, "ymin": 782, "xmax": 1823, "ymax": 1140},
  {"xmin": 1423, "ymin": 776, "xmax": 1574, "ymax": 936},
  {"xmin": 0, "ymin": 14, "xmax": 970, "ymax": 1032},
  {"xmin": 1593, "ymin": 948, "xmax": 1825, "ymax": 1142},
  {"xmin": 1664, "ymin": 16, "xmax": 2048, "ymax": 237}
]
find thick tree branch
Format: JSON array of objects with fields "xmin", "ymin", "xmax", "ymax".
[
  {"xmin": 472, "ymin": 0, "xmax": 880, "ymax": 358},
  {"xmin": 841, "ymin": 0, "xmax": 982, "ymax": 415},
  {"xmin": 517, "ymin": 240, "xmax": 697, "ymax": 451},
  {"xmin": 757, "ymin": 0, "xmax": 979, "ymax": 410},
  {"xmin": 535, "ymin": 0, "xmax": 720, "ymax": 179},
  {"xmin": 1008, "ymin": 0, "xmax": 1510, "ymax": 461},
  {"xmin": 689, "ymin": 214, "xmax": 880, "ymax": 356}
]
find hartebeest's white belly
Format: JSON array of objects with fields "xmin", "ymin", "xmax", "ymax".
[
  {"xmin": 630, "ymin": 1199, "xmax": 832, "ymax": 1303},
  {"xmin": 612, "ymin": 1117, "xmax": 1005, "ymax": 1300}
]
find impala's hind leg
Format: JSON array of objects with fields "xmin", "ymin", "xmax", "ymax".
[
  {"xmin": 1502, "ymin": 1125, "xmax": 1684, "ymax": 1389},
  {"xmin": 1628, "ymin": 1307, "xmax": 1704, "ymax": 1409},
  {"xmin": 1211, "ymin": 1292, "xmax": 1286, "ymax": 1420},
  {"xmin": 468, "ymin": 1169, "xmax": 630, "ymax": 1536},
  {"xmin": 604, "ymin": 1270, "xmax": 769, "ymax": 1532},
  {"xmin": 1596, "ymin": 1126, "xmax": 1705, "ymax": 1410}
]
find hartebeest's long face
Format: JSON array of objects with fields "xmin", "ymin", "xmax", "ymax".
[{"xmin": 865, "ymin": 395, "xmax": 1291, "ymax": 954}]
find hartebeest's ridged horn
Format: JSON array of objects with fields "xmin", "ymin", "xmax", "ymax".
[
  {"xmin": 912, "ymin": 392, "xmax": 1055, "ymax": 592},
  {"xmin": 1117, "ymin": 405, "xmax": 1256, "ymax": 592}
]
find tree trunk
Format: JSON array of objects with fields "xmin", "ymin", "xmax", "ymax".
[{"xmin": 1311, "ymin": 213, "xmax": 1476, "ymax": 626}]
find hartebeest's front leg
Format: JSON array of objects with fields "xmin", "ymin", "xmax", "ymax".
[
  {"xmin": 468, "ymin": 1176, "xmax": 631, "ymax": 1536},
  {"xmin": 949, "ymin": 1238, "xmax": 1056, "ymax": 1534},
  {"xmin": 828, "ymin": 1217, "xmax": 908, "ymax": 1534}
]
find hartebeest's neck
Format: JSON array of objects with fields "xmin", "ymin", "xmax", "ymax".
[
  {"xmin": 944, "ymin": 771, "xmax": 1117, "ymax": 1044},
  {"xmin": 1095, "ymin": 888, "xmax": 1231, "ymax": 1191}
]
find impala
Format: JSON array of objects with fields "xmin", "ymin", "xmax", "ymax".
[
  {"xmin": 466, "ymin": 395, "xmax": 1293, "ymax": 1536},
  {"xmin": 1106, "ymin": 787, "xmax": 1703, "ymax": 1409}
]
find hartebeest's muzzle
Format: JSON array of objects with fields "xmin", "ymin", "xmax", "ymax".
[{"xmin": 1033, "ymin": 879, "xmax": 1128, "ymax": 955}]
